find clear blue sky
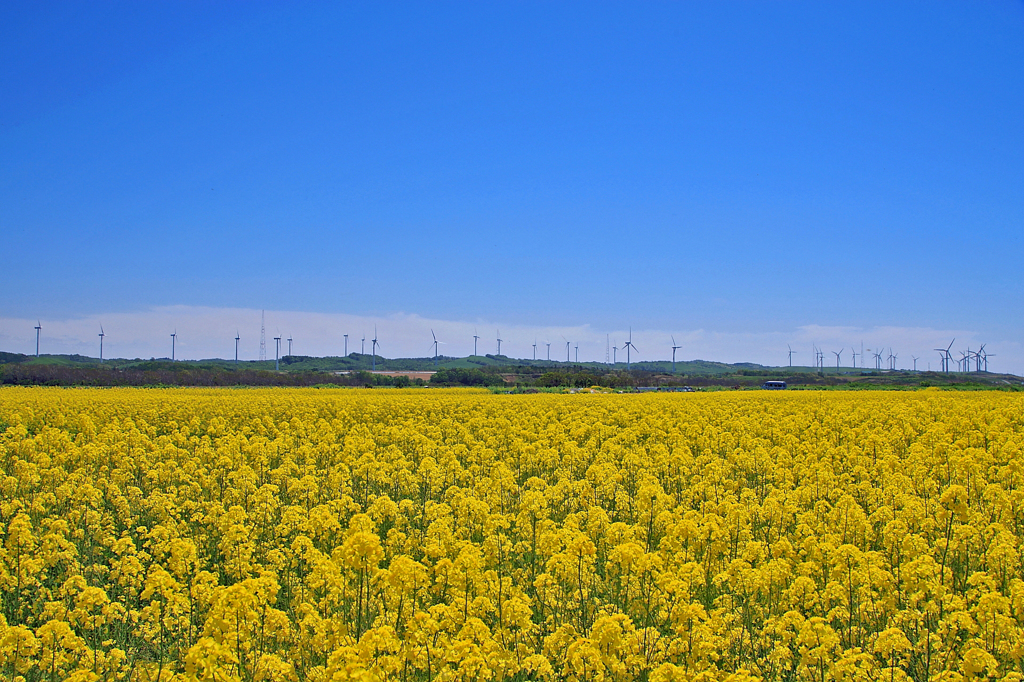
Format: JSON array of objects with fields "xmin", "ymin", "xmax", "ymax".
[{"xmin": 2, "ymin": 2, "xmax": 1022, "ymax": 368}]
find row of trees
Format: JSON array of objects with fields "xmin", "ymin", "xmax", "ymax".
[
  {"xmin": 2, "ymin": 361, "xmax": 817, "ymax": 389},
  {"xmin": 0, "ymin": 363, "xmax": 426, "ymax": 388}
]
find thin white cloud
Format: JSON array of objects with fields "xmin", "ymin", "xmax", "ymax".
[{"xmin": 0, "ymin": 306, "xmax": 1018, "ymax": 375}]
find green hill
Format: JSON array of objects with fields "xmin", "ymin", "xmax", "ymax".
[{"xmin": 2, "ymin": 349, "xmax": 1020, "ymax": 390}]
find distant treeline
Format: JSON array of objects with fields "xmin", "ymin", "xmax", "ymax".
[
  {"xmin": 0, "ymin": 363, "xmax": 424, "ymax": 388},
  {"xmin": 3, "ymin": 358, "xmax": 1010, "ymax": 390},
  {"xmin": 0, "ymin": 362, "xmax": 794, "ymax": 389}
]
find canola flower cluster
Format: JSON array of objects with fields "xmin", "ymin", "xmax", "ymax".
[{"xmin": 1, "ymin": 387, "xmax": 1024, "ymax": 682}]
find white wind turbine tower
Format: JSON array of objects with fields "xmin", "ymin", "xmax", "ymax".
[
  {"xmin": 98, "ymin": 326, "xmax": 105, "ymax": 363},
  {"xmin": 34, "ymin": 321, "xmax": 41, "ymax": 357},
  {"xmin": 171, "ymin": 331, "xmax": 177, "ymax": 362},
  {"xmin": 473, "ymin": 329, "xmax": 480, "ymax": 357},
  {"xmin": 371, "ymin": 327, "xmax": 380, "ymax": 371},
  {"xmin": 787, "ymin": 344, "xmax": 796, "ymax": 367},
  {"xmin": 344, "ymin": 334, "xmax": 348, "ymax": 357},
  {"xmin": 934, "ymin": 338, "xmax": 954, "ymax": 373},
  {"xmin": 545, "ymin": 341, "xmax": 551, "ymax": 361},
  {"xmin": 361, "ymin": 335, "xmax": 365, "ymax": 355},
  {"xmin": 273, "ymin": 334, "xmax": 281, "ymax": 370},
  {"xmin": 622, "ymin": 328, "xmax": 638, "ymax": 370},
  {"xmin": 430, "ymin": 329, "xmax": 445, "ymax": 367},
  {"xmin": 671, "ymin": 336, "xmax": 682, "ymax": 372},
  {"xmin": 613, "ymin": 345, "xmax": 618, "ymax": 364},
  {"xmin": 912, "ymin": 355, "xmax": 919, "ymax": 371},
  {"xmin": 496, "ymin": 330, "xmax": 503, "ymax": 356},
  {"xmin": 235, "ymin": 331, "xmax": 240, "ymax": 364},
  {"xmin": 532, "ymin": 339, "xmax": 537, "ymax": 361},
  {"xmin": 287, "ymin": 336, "xmax": 293, "ymax": 357},
  {"xmin": 574, "ymin": 343, "xmax": 579, "ymax": 363},
  {"xmin": 832, "ymin": 349, "xmax": 842, "ymax": 370},
  {"xmin": 562, "ymin": 335, "xmax": 570, "ymax": 362}
]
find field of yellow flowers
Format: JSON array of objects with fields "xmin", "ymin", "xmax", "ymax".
[{"xmin": 1, "ymin": 387, "xmax": 1023, "ymax": 681}]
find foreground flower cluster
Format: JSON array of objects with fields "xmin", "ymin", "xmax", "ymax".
[{"xmin": 1, "ymin": 387, "xmax": 1023, "ymax": 681}]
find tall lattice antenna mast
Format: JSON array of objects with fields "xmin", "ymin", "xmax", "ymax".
[{"xmin": 259, "ymin": 310, "xmax": 267, "ymax": 362}]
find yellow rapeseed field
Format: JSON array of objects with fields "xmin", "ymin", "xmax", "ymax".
[{"xmin": 1, "ymin": 387, "xmax": 1023, "ymax": 682}]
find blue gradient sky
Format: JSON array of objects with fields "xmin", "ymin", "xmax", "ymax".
[{"xmin": 2, "ymin": 2, "xmax": 1022, "ymax": 369}]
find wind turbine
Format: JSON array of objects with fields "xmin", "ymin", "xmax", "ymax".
[
  {"xmin": 273, "ymin": 334, "xmax": 281, "ymax": 370},
  {"xmin": 787, "ymin": 344, "xmax": 796, "ymax": 367},
  {"xmin": 344, "ymin": 334, "xmax": 348, "ymax": 357},
  {"xmin": 34, "ymin": 321, "xmax": 41, "ymax": 357},
  {"xmin": 671, "ymin": 336, "xmax": 682, "ymax": 372},
  {"xmin": 613, "ymin": 346, "xmax": 618, "ymax": 364},
  {"xmin": 911, "ymin": 355, "xmax": 919, "ymax": 371},
  {"xmin": 622, "ymin": 328, "xmax": 638, "ymax": 370},
  {"xmin": 933, "ymin": 338, "xmax": 955, "ymax": 372},
  {"xmin": 235, "ymin": 331, "xmax": 240, "ymax": 365},
  {"xmin": 430, "ymin": 329, "xmax": 445, "ymax": 367},
  {"xmin": 473, "ymin": 329, "xmax": 480, "ymax": 357},
  {"xmin": 98, "ymin": 326, "xmax": 105, "ymax": 363},
  {"xmin": 496, "ymin": 330, "xmax": 503, "ymax": 356},
  {"xmin": 562, "ymin": 335, "xmax": 570, "ymax": 363},
  {"xmin": 171, "ymin": 331, "xmax": 177, "ymax": 362},
  {"xmin": 832, "ymin": 349, "xmax": 842, "ymax": 370},
  {"xmin": 891, "ymin": 352, "xmax": 898, "ymax": 370},
  {"xmin": 545, "ymin": 341, "xmax": 551, "ymax": 361},
  {"xmin": 361, "ymin": 335, "xmax": 365, "ymax": 355},
  {"xmin": 850, "ymin": 348, "xmax": 858, "ymax": 368},
  {"xmin": 574, "ymin": 343, "xmax": 579, "ymax": 363},
  {"xmin": 287, "ymin": 336, "xmax": 292, "ymax": 357},
  {"xmin": 532, "ymin": 339, "xmax": 537, "ymax": 361},
  {"xmin": 371, "ymin": 327, "xmax": 379, "ymax": 371}
]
